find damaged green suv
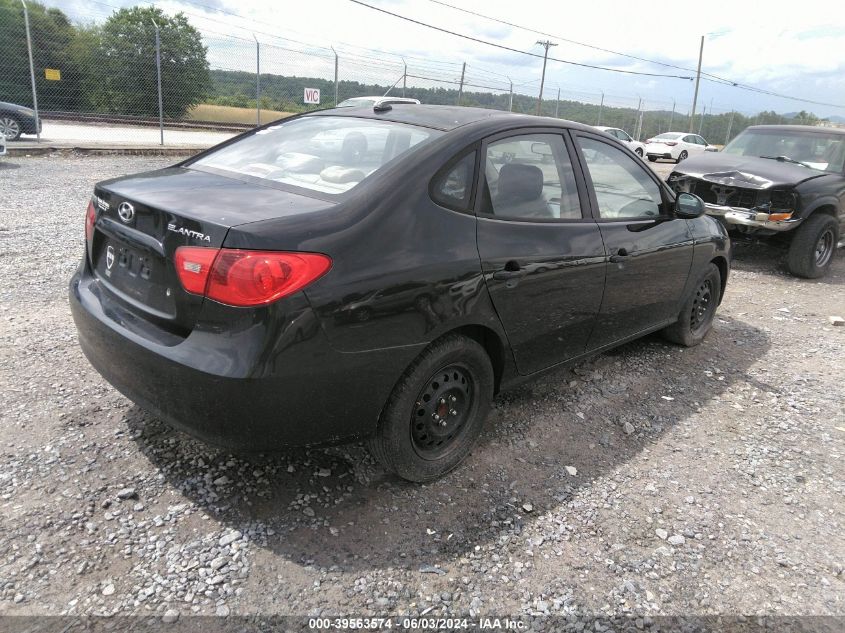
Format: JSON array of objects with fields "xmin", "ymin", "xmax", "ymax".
[{"xmin": 668, "ymin": 125, "xmax": 844, "ymax": 278}]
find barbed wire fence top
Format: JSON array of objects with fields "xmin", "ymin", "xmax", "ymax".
[{"xmin": 0, "ymin": 0, "xmax": 827, "ymax": 147}]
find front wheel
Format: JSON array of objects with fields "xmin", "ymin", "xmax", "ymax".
[
  {"xmin": 647, "ymin": 156, "xmax": 657, "ymax": 162},
  {"xmin": 635, "ymin": 147, "xmax": 644, "ymax": 157},
  {"xmin": 676, "ymin": 150, "xmax": 688, "ymax": 163},
  {"xmin": 786, "ymin": 214, "xmax": 839, "ymax": 278},
  {"xmin": 662, "ymin": 263, "xmax": 721, "ymax": 347},
  {"xmin": 367, "ymin": 334, "xmax": 494, "ymax": 482}
]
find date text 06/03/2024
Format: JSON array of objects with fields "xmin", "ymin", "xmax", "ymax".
[{"xmin": 307, "ymin": 617, "xmax": 526, "ymax": 630}]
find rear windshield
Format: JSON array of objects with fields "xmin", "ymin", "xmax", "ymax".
[
  {"xmin": 652, "ymin": 133, "xmax": 683, "ymax": 140},
  {"xmin": 723, "ymin": 129, "xmax": 845, "ymax": 174},
  {"xmin": 190, "ymin": 116, "xmax": 442, "ymax": 195}
]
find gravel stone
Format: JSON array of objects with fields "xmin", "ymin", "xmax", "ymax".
[{"xmin": 0, "ymin": 155, "xmax": 842, "ymax": 618}]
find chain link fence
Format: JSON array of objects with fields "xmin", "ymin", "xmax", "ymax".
[{"xmin": 0, "ymin": 0, "xmax": 790, "ymax": 149}]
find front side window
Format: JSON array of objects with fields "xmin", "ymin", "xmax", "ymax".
[
  {"xmin": 190, "ymin": 116, "xmax": 442, "ymax": 195},
  {"xmin": 481, "ymin": 134, "xmax": 582, "ymax": 220},
  {"xmin": 577, "ymin": 137, "xmax": 664, "ymax": 219}
]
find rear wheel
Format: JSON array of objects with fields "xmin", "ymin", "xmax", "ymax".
[
  {"xmin": 635, "ymin": 148, "xmax": 644, "ymax": 157},
  {"xmin": 676, "ymin": 150, "xmax": 688, "ymax": 163},
  {"xmin": 786, "ymin": 213, "xmax": 839, "ymax": 278},
  {"xmin": 367, "ymin": 334, "xmax": 494, "ymax": 482},
  {"xmin": 647, "ymin": 156, "xmax": 657, "ymax": 162},
  {"xmin": 0, "ymin": 116, "xmax": 22, "ymax": 141},
  {"xmin": 663, "ymin": 263, "xmax": 721, "ymax": 347}
]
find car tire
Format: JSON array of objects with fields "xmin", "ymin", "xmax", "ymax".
[
  {"xmin": 367, "ymin": 334, "xmax": 494, "ymax": 482},
  {"xmin": 676, "ymin": 150, "xmax": 688, "ymax": 163},
  {"xmin": 647, "ymin": 156, "xmax": 657, "ymax": 162},
  {"xmin": 0, "ymin": 115, "xmax": 22, "ymax": 141},
  {"xmin": 786, "ymin": 213, "xmax": 839, "ymax": 279},
  {"xmin": 662, "ymin": 263, "xmax": 721, "ymax": 347},
  {"xmin": 635, "ymin": 148, "xmax": 644, "ymax": 157}
]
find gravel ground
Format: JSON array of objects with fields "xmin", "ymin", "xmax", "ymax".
[{"xmin": 0, "ymin": 154, "xmax": 843, "ymax": 626}]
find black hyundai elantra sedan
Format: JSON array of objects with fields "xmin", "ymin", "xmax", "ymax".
[{"xmin": 70, "ymin": 104, "xmax": 729, "ymax": 482}]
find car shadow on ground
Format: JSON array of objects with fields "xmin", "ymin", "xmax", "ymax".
[
  {"xmin": 730, "ymin": 239, "xmax": 845, "ymax": 286},
  {"xmin": 124, "ymin": 315, "xmax": 769, "ymax": 572}
]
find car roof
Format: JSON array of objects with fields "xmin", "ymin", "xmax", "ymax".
[
  {"xmin": 744, "ymin": 124, "xmax": 845, "ymax": 136},
  {"xmin": 311, "ymin": 104, "xmax": 601, "ymax": 133}
]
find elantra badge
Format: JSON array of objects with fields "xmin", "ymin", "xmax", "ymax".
[{"xmin": 117, "ymin": 202, "xmax": 135, "ymax": 223}]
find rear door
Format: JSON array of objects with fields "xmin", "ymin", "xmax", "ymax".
[
  {"xmin": 475, "ymin": 129, "xmax": 606, "ymax": 374},
  {"xmin": 572, "ymin": 132, "xmax": 694, "ymax": 349}
]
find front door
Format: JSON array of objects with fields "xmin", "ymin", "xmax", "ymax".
[
  {"xmin": 475, "ymin": 130, "xmax": 606, "ymax": 375},
  {"xmin": 573, "ymin": 133, "xmax": 695, "ymax": 349}
]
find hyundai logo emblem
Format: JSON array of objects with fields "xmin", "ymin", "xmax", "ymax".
[{"xmin": 117, "ymin": 201, "xmax": 135, "ymax": 223}]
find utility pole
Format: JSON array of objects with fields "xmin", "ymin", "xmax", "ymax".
[
  {"xmin": 457, "ymin": 62, "xmax": 466, "ymax": 106},
  {"xmin": 689, "ymin": 35, "xmax": 704, "ymax": 132},
  {"xmin": 725, "ymin": 110, "xmax": 735, "ymax": 145},
  {"xmin": 698, "ymin": 105, "xmax": 706, "ymax": 134},
  {"xmin": 554, "ymin": 87, "xmax": 560, "ymax": 118},
  {"xmin": 152, "ymin": 18, "xmax": 163, "ymax": 145},
  {"xmin": 332, "ymin": 46, "xmax": 339, "ymax": 107},
  {"xmin": 634, "ymin": 97, "xmax": 642, "ymax": 138},
  {"xmin": 402, "ymin": 57, "xmax": 407, "ymax": 98},
  {"xmin": 535, "ymin": 40, "xmax": 557, "ymax": 116},
  {"xmin": 255, "ymin": 35, "xmax": 262, "ymax": 125},
  {"xmin": 507, "ymin": 77, "xmax": 513, "ymax": 111},
  {"xmin": 668, "ymin": 100, "xmax": 676, "ymax": 131},
  {"xmin": 20, "ymin": 0, "xmax": 40, "ymax": 142},
  {"xmin": 597, "ymin": 92, "xmax": 604, "ymax": 125}
]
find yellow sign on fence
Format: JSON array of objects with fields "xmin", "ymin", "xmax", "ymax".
[{"xmin": 44, "ymin": 68, "xmax": 61, "ymax": 81}]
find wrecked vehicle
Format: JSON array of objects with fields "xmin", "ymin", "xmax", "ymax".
[{"xmin": 668, "ymin": 125, "xmax": 844, "ymax": 278}]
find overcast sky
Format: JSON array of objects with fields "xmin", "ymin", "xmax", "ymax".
[{"xmin": 53, "ymin": 0, "xmax": 845, "ymax": 118}]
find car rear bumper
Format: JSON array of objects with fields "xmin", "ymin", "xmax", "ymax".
[
  {"xmin": 705, "ymin": 204, "xmax": 802, "ymax": 232},
  {"xmin": 69, "ymin": 264, "xmax": 408, "ymax": 450}
]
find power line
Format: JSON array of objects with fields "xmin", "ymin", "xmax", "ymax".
[
  {"xmin": 346, "ymin": 0, "xmax": 695, "ymax": 80},
  {"xmin": 422, "ymin": 0, "xmax": 845, "ymax": 110}
]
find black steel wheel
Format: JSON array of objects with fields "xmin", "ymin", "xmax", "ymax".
[
  {"xmin": 663, "ymin": 263, "xmax": 722, "ymax": 347},
  {"xmin": 689, "ymin": 277, "xmax": 716, "ymax": 335},
  {"xmin": 367, "ymin": 334, "xmax": 494, "ymax": 482},
  {"xmin": 787, "ymin": 213, "xmax": 839, "ymax": 278},
  {"xmin": 410, "ymin": 364, "xmax": 473, "ymax": 459}
]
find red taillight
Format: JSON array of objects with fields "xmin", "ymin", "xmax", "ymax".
[
  {"xmin": 175, "ymin": 247, "xmax": 219, "ymax": 295},
  {"xmin": 175, "ymin": 247, "xmax": 332, "ymax": 307},
  {"xmin": 85, "ymin": 200, "xmax": 96, "ymax": 242}
]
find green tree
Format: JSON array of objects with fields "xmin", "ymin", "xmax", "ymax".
[
  {"xmin": 88, "ymin": 6, "xmax": 210, "ymax": 118},
  {"xmin": 0, "ymin": 0, "xmax": 84, "ymax": 110}
]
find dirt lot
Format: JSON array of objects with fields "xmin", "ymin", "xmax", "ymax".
[{"xmin": 0, "ymin": 155, "xmax": 843, "ymax": 626}]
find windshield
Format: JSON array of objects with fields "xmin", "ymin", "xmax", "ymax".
[
  {"xmin": 723, "ymin": 129, "xmax": 845, "ymax": 174},
  {"xmin": 190, "ymin": 116, "xmax": 442, "ymax": 195}
]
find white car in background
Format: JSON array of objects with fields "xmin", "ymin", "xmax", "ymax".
[
  {"xmin": 644, "ymin": 132, "xmax": 716, "ymax": 163},
  {"xmin": 336, "ymin": 96, "xmax": 421, "ymax": 109},
  {"xmin": 0, "ymin": 132, "xmax": 6, "ymax": 158},
  {"xmin": 595, "ymin": 126, "xmax": 646, "ymax": 157}
]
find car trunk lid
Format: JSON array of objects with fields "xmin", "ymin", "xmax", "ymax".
[{"xmin": 90, "ymin": 167, "xmax": 333, "ymax": 334}]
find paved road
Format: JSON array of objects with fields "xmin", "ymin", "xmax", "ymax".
[{"xmin": 24, "ymin": 120, "xmax": 236, "ymax": 148}]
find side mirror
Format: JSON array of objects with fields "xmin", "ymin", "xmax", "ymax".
[{"xmin": 675, "ymin": 192, "xmax": 706, "ymax": 219}]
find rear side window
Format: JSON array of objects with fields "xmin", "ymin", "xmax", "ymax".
[
  {"xmin": 431, "ymin": 151, "xmax": 476, "ymax": 211},
  {"xmin": 190, "ymin": 116, "xmax": 442, "ymax": 196},
  {"xmin": 480, "ymin": 134, "xmax": 582, "ymax": 220}
]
